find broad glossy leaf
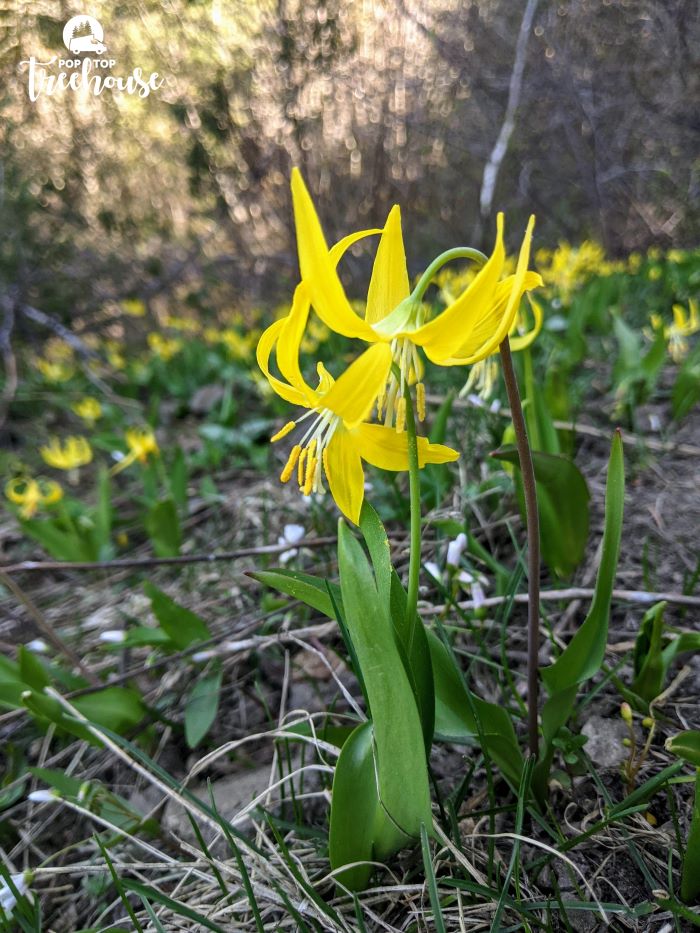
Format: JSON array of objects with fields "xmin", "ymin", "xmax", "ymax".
[
  {"xmin": 248, "ymin": 568, "xmax": 340, "ymax": 620},
  {"xmin": 535, "ymin": 431, "xmax": 624, "ymax": 799},
  {"xmin": 360, "ymin": 502, "xmax": 434, "ymax": 747},
  {"xmin": 493, "ymin": 446, "xmax": 590, "ymax": 577},
  {"xmin": 72, "ymin": 687, "xmax": 146, "ymax": 734},
  {"xmin": 667, "ymin": 731, "xmax": 700, "ymax": 769},
  {"xmin": 329, "ymin": 721, "xmax": 408, "ymax": 891},
  {"xmin": 428, "ymin": 629, "xmax": 523, "ymax": 788},
  {"xmin": 144, "ymin": 583, "xmax": 210, "ymax": 649},
  {"xmin": 337, "ymin": 521, "xmax": 431, "ymax": 839}
]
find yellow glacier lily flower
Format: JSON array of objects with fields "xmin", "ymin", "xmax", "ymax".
[
  {"xmin": 40, "ymin": 436, "xmax": 93, "ymax": 470},
  {"xmin": 111, "ymin": 428, "xmax": 159, "ymax": 475},
  {"xmin": 650, "ymin": 299, "xmax": 699, "ymax": 363},
  {"xmin": 290, "ymin": 169, "xmax": 542, "ymax": 425},
  {"xmin": 460, "ymin": 295, "xmax": 544, "ymax": 400},
  {"xmin": 72, "ymin": 396, "xmax": 102, "ymax": 426},
  {"xmin": 258, "ymin": 285, "xmax": 459, "ymax": 524},
  {"xmin": 5, "ymin": 477, "xmax": 63, "ymax": 518}
]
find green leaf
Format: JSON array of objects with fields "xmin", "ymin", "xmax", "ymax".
[
  {"xmin": 672, "ymin": 344, "xmax": 700, "ymax": 420},
  {"xmin": 185, "ymin": 666, "xmax": 222, "ymax": 748},
  {"xmin": 667, "ymin": 731, "xmax": 700, "ymax": 769},
  {"xmin": 427, "ymin": 629, "xmax": 523, "ymax": 788},
  {"xmin": 18, "ymin": 646, "xmax": 50, "ymax": 692},
  {"xmin": 535, "ymin": 431, "xmax": 624, "ymax": 800},
  {"xmin": 682, "ymin": 770, "xmax": 700, "ymax": 903},
  {"xmin": 248, "ymin": 569, "xmax": 340, "ymax": 620},
  {"xmin": 631, "ymin": 602, "xmax": 667, "ymax": 701},
  {"xmin": 360, "ymin": 502, "xmax": 435, "ymax": 748},
  {"xmin": 28, "ymin": 767, "xmax": 83, "ymax": 798},
  {"xmin": 492, "ymin": 446, "xmax": 590, "ymax": 577},
  {"xmin": 145, "ymin": 497, "xmax": 181, "ymax": 557},
  {"xmin": 72, "ymin": 687, "xmax": 145, "ymax": 734},
  {"xmin": 337, "ymin": 521, "xmax": 432, "ymax": 839},
  {"xmin": 94, "ymin": 466, "xmax": 113, "ymax": 558},
  {"xmin": 144, "ymin": 583, "xmax": 210, "ymax": 649},
  {"xmin": 329, "ymin": 721, "xmax": 408, "ymax": 891},
  {"xmin": 169, "ymin": 447, "xmax": 188, "ymax": 510}
]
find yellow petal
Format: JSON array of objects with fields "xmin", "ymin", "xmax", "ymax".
[
  {"xmin": 321, "ymin": 343, "xmax": 392, "ymax": 427},
  {"xmin": 277, "ymin": 230, "xmax": 383, "ymax": 391},
  {"xmin": 352, "ymin": 423, "xmax": 459, "ymax": 471},
  {"xmin": 366, "ymin": 205, "xmax": 410, "ymax": 325},
  {"xmin": 324, "ymin": 426, "xmax": 365, "ymax": 524},
  {"xmin": 291, "ymin": 169, "xmax": 377, "ymax": 341},
  {"xmin": 410, "ymin": 213, "xmax": 505, "ymax": 357},
  {"xmin": 256, "ymin": 316, "xmax": 310, "ymax": 407},
  {"xmin": 509, "ymin": 295, "xmax": 544, "ymax": 352}
]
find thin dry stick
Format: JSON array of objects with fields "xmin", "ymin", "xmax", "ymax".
[
  {"xmin": 0, "ymin": 571, "xmax": 99, "ymax": 685},
  {"xmin": 0, "ymin": 536, "xmax": 337, "ymax": 574},
  {"xmin": 421, "ymin": 586, "xmax": 700, "ymax": 615},
  {"xmin": 498, "ymin": 335, "xmax": 540, "ymax": 757},
  {"xmin": 426, "ymin": 392, "xmax": 700, "ymax": 458}
]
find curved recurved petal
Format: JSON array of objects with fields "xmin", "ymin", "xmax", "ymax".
[
  {"xmin": 366, "ymin": 205, "xmax": 410, "ymax": 325},
  {"xmin": 433, "ymin": 268, "xmax": 542, "ymax": 366},
  {"xmin": 409, "ymin": 213, "xmax": 506, "ymax": 357},
  {"xmin": 321, "ymin": 343, "xmax": 393, "ymax": 427},
  {"xmin": 509, "ymin": 294, "xmax": 544, "ymax": 352},
  {"xmin": 291, "ymin": 169, "xmax": 377, "ymax": 341},
  {"xmin": 256, "ymin": 317, "xmax": 310, "ymax": 407},
  {"xmin": 352, "ymin": 422, "xmax": 459, "ymax": 471},
  {"xmin": 324, "ymin": 427, "xmax": 366, "ymax": 524}
]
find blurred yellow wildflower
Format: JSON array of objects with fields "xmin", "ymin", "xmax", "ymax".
[
  {"xmin": 72, "ymin": 396, "xmax": 102, "ymax": 426},
  {"xmin": 111, "ymin": 428, "xmax": 159, "ymax": 475},
  {"xmin": 147, "ymin": 333, "xmax": 182, "ymax": 361},
  {"xmin": 43, "ymin": 338, "xmax": 74, "ymax": 362},
  {"xmin": 651, "ymin": 299, "xmax": 699, "ymax": 363},
  {"xmin": 36, "ymin": 358, "xmax": 75, "ymax": 382},
  {"xmin": 40, "ymin": 436, "xmax": 93, "ymax": 470},
  {"xmin": 536, "ymin": 240, "xmax": 612, "ymax": 302},
  {"xmin": 163, "ymin": 314, "xmax": 201, "ymax": 333},
  {"xmin": 647, "ymin": 266, "xmax": 662, "ymax": 281},
  {"xmin": 5, "ymin": 477, "xmax": 63, "ymax": 519},
  {"xmin": 122, "ymin": 299, "xmax": 147, "ymax": 318},
  {"xmin": 667, "ymin": 249, "xmax": 685, "ymax": 264}
]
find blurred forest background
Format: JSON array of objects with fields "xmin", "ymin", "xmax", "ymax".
[{"xmin": 1, "ymin": 0, "xmax": 699, "ymax": 328}]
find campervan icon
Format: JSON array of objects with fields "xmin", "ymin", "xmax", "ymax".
[
  {"xmin": 62, "ymin": 15, "xmax": 107, "ymax": 55},
  {"xmin": 69, "ymin": 34, "xmax": 107, "ymax": 54}
]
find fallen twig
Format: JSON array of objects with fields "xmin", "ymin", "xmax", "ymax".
[
  {"xmin": 0, "ymin": 536, "xmax": 337, "ymax": 574},
  {"xmin": 426, "ymin": 392, "xmax": 700, "ymax": 458},
  {"xmin": 421, "ymin": 587, "xmax": 700, "ymax": 614}
]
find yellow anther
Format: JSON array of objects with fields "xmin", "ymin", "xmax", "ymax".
[
  {"xmin": 417, "ymin": 382, "xmax": 426, "ymax": 421},
  {"xmin": 297, "ymin": 448, "xmax": 307, "ymax": 487},
  {"xmin": 303, "ymin": 456, "xmax": 317, "ymax": 496},
  {"xmin": 395, "ymin": 396, "xmax": 406, "ymax": 433},
  {"xmin": 280, "ymin": 445, "xmax": 301, "ymax": 483},
  {"xmin": 271, "ymin": 421, "xmax": 296, "ymax": 443},
  {"xmin": 322, "ymin": 448, "xmax": 330, "ymax": 482},
  {"xmin": 620, "ymin": 703, "xmax": 633, "ymax": 725}
]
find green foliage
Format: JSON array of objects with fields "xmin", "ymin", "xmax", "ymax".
[
  {"xmin": 666, "ymin": 732, "xmax": 700, "ymax": 903},
  {"xmin": 144, "ymin": 583, "xmax": 211, "ymax": 649},
  {"xmin": 534, "ymin": 431, "xmax": 624, "ymax": 801},
  {"xmin": 144, "ymin": 497, "xmax": 181, "ymax": 558},
  {"xmin": 184, "ymin": 665, "xmax": 223, "ymax": 748}
]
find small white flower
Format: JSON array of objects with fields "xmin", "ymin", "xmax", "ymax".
[
  {"xmin": 25, "ymin": 639, "xmax": 49, "ymax": 654},
  {"xmin": 489, "ymin": 399, "xmax": 502, "ymax": 414},
  {"xmin": 471, "ymin": 582, "xmax": 486, "ymax": 608},
  {"xmin": 456, "ymin": 570, "xmax": 475, "ymax": 586},
  {"xmin": 99, "ymin": 630, "xmax": 127, "ymax": 644},
  {"xmin": 424, "ymin": 561, "xmax": 443, "ymax": 583},
  {"xmin": 0, "ymin": 872, "xmax": 29, "ymax": 916},
  {"xmin": 28, "ymin": 789, "xmax": 59, "ymax": 803},
  {"xmin": 446, "ymin": 533, "xmax": 467, "ymax": 568},
  {"xmin": 648, "ymin": 413, "xmax": 661, "ymax": 432},
  {"xmin": 278, "ymin": 523, "xmax": 306, "ymax": 564}
]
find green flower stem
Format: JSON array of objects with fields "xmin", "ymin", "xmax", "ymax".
[
  {"xmin": 404, "ymin": 381, "xmax": 422, "ymax": 648},
  {"xmin": 411, "ymin": 247, "xmax": 489, "ymax": 303},
  {"xmin": 499, "ymin": 335, "xmax": 540, "ymax": 758}
]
